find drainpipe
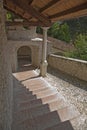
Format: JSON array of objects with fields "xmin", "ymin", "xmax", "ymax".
[{"xmin": 40, "ymin": 27, "xmax": 49, "ymax": 77}]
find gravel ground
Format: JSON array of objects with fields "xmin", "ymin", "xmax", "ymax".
[{"xmin": 41, "ymin": 67, "xmax": 87, "ymax": 130}]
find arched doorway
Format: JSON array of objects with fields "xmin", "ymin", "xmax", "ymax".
[{"xmin": 17, "ymin": 46, "xmax": 32, "ymax": 71}]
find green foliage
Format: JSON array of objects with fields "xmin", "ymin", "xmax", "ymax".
[
  {"xmin": 48, "ymin": 22, "xmax": 71, "ymax": 43},
  {"xmin": 36, "ymin": 16, "xmax": 87, "ymax": 61},
  {"xmin": 36, "ymin": 22, "xmax": 71, "ymax": 43},
  {"xmin": 64, "ymin": 34, "xmax": 87, "ymax": 61},
  {"xmin": 64, "ymin": 17, "xmax": 87, "ymax": 42},
  {"xmin": 36, "ymin": 26, "xmax": 43, "ymax": 34},
  {"xmin": 57, "ymin": 23, "xmax": 71, "ymax": 43},
  {"xmin": 6, "ymin": 12, "xmax": 13, "ymax": 21}
]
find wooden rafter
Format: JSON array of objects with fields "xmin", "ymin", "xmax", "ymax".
[
  {"xmin": 28, "ymin": 0, "xmax": 33, "ymax": 5},
  {"xmin": 4, "ymin": 0, "xmax": 31, "ymax": 20},
  {"xmin": 28, "ymin": 0, "xmax": 60, "ymax": 21},
  {"xmin": 49, "ymin": 2, "xmax": 87, "ymax": 19},
  {"xmin": 39, "ymin": 0, "xmax": 60, "ymax": 12},
  {"xmin": 14, "ymin": 0, "xmax": 51, "ymax": 26},
  {"xmin": 6, "ymin": 21, "xmax": 44, "ymax": 26}
]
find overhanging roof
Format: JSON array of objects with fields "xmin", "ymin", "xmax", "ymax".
[{"xmin": 4, "ymin": 0, "xmax": 87, "ymax": 27}]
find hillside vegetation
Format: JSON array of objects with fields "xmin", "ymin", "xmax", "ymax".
[{"xmin": 37, "ymin": 16, "xmax": 87, "ymax": 61}]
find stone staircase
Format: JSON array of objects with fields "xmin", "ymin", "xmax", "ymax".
[{"xmin": 12, "ymin": 70, "xmax": 80, "ymax": 130}]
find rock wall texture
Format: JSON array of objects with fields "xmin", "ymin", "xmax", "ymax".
[
  {"xmin": 0, "ymin": 1, "xmax": 13, "ymax": 130},
  {"xmin": 48, "ymin": 54, "xmax": 87, "ymax": 81}
]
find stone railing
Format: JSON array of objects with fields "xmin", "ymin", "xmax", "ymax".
[
  {"xmin": 48, "ymin": 54, "xmax": 87, "ymax": 81},
  {"xmin": 37, "ymin": 34, "xmax": 74, "ymax": 52}
]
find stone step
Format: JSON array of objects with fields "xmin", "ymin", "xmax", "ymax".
[
  {"xmin": 35, "ymin": 88, "xmax": 58, "ymax": 98},
  {"xmin": 12, "ymin": 107, "xmax": 77, "ymax": 130},
  {"xmin": 18, "ymin": 93, "xmax": 60, "ymax": 110},
  {"xmin": 13, "ymin": 105, "xmax": 79, "ymax": 126},
  {"xmin": 12, "ymin": 111, "xmax": 61, "ymax": 130},
  {"xmin": 15, "ymin": 88, "xmax": 58, "ymax": 102},
  {"xmin": 12, "ymin": 71, "xmax": 79, "ymax": 130},
  {"xmin": 14, "ymin": 83, "xmax": 48, "ymax": 93},
  {"xmin": 13, "ymin": 99, "xmax": 67, "ymax": 122},
  {"xmin": 22, "ymin": 77, "xmax": 47, "ymax": 87},
  {"xmin": 13, "ymin": 105, "xmax": 79, "ymax": 130},
  {"xmin": 44, "ymin": 120, "xmax": 74, "ymax": 130},
  {"xmin": 13, "ymin": 70, "xmax": 38, "ymax": 82},
  {"xmin": 14, "ymin": 86, "xmax": 53, "ymax": 97},
  {"xmin": 18, "ymin": 92, "xmax": 65, "ymax": 110}
]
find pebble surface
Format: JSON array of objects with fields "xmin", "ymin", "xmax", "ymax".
[{"xmin": 43, "ymin": 67, "xmax": 87, "ymax": 130}]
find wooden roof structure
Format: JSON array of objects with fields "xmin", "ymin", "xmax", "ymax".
[{"xmin": 4, "ymin": 0, "xmax": 87, "ymax": 27}]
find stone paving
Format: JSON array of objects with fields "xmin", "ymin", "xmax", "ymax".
[{"xmin": 43, "ymin": 67, "xmax": 87, "ymax": 130}]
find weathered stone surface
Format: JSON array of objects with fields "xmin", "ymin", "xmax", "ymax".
[
  {"xmin": 0, "ymin": 1, "xmax": 13, "ymax": 130},
  {"xmin": 48, "ymin": 54, "xmax": 87, "ymax": 81}
]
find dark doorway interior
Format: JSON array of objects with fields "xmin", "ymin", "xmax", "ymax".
[{"xmin": 17, "ymin": 46, "xmax": 32, "ymax": 71}]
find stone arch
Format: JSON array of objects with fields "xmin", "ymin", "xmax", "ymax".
[{"xmin": 17, "ymin": 46, "xmax": 32, "ymax": 71}]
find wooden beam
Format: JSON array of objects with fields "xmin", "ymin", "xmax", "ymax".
[
  {"xmin": 49, "ymin": 2, "xmax": 87, "ymax": 19},
  {"xmin": 52, "ymin": 10, "xmax": 87, "ymax": 22},
  {"xmin": 26, "ymin": 0, "xmax": 60, "ymax": 21},
  {"xmin": 6, "ymin": 21, "xmax": 49, "ymax": 27},
  {"xmin": 28, "ymin": 0, "xmax": 33, "ymax": 5},
  {"xmin": 14, "ymin": 0, "xmax": 51, "ymax": 26},
  {"xmin": 40, "ymin": 0, "xmax": 60, "ymax": 12},
  {"xmin": 4, "ymin": 1, "xmax": 31, "ymax": 20}
]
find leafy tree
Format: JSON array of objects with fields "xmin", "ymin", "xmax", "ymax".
[
  {"xmin": 57, "ymin": 23, "xmax": 71, "ymax": 43},
  {"xmin": 64, "ymin": 16, "xmax": 87, "ymax": 42},
  {"xmin": 65, "ymin": 34, "xmax": 87, "ymax": 61},
  {"xmin": 48, "ymin": 22, "xmax": 71, "ymax": 43},
  {"xmin": 37, "ymin": 22, "xmax": 71, "ymax": 43}
]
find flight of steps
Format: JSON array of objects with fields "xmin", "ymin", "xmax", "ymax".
[{"xmin": 12, "ymin": 71, "xmax": 80, "ymax": 130}]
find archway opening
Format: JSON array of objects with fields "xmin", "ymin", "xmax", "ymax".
[{"xmin": 17, "ymin": 46, "xmax": 32, "ymax": 71}]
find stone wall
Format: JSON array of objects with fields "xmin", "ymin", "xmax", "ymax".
[
  {"xmin": 8, "ymin": 40, "xmax": 42, "ymax": 72},
  {"xmin": 0, "ymin": 1, "xmax": 13, "ymax": 130},
  {"xmin": 7, "ymin": 26, "xmax": 37, "ymax": 40},
  {"xmin": 48, "ymin": 54, "xmax": 87, "ymax": 81}
]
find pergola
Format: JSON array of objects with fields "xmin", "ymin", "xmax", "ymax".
[
  {"xmin": 3, "ymin": 0, "xmax": 87, "ymax": 76},
  {"xmin": 0, "ymin": 1, "xmax": 87, "ymax": 129},
  {"xmin": 4, "ymin": 0, "xmax": 87, "ymax": 27}
]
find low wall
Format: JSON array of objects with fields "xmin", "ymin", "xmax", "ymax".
[
  {"xmin": 7, "ymin": 26, "xmax": 36, "ymax": 40},
  {"xmin": 48, "ymin": 54, "xmax": 87, "ymax": 81}
]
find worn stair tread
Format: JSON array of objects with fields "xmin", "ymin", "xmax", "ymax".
[
  {"xmin": 13, "ymin": 70, "xmax": 38, "ymax": 81},
  {"xmin": 18, "ymin": 93, "xmax": 60, "ymax": 110},
  {"xmin": 14, "ymin": 84, "xmax": 48, "ymax": 93},
  {"xmin": 14, "ymin": 86, "xmax": 55, "ymax": 97},
  {"xmin": 22, "ymin": 77, "xmax": 47, "ymax": 86},
  {"xmin": 57, "ymin": 105, "xmax": 80, "ymax": 122},
  {"xmin": 13, "ymin": 105, "xmax": 79, "ymax": 127},
  {"xmin": 19, "ymin": 98, "xmax": 66, "ymax": 112},
  {"xmin": 15, "ymin": 89, "xmax": 58, "ymax": 103},
  {"xmin": 36, "ymin": 88, "xmax": 58, "ymax": 98},
  {"xmin": 44, "ymin": 120, "xmax": 74, "ymax": 130},
  {"xmin": 13, "ymin": 111, "xmax": 61, "ymax": 130},
  {"xmin": 12, "ymin": 110, "xmax": 77, "ymax": 130},
  {"xmin": 13, "ymin": 99, "xmax": 67, "ymax": 122}
]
